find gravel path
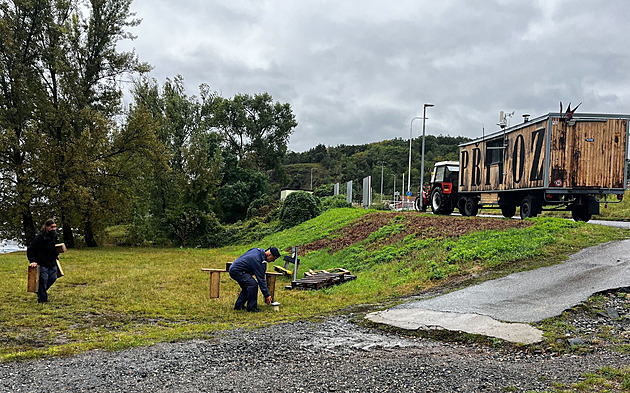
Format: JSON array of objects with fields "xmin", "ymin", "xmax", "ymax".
[{"xmin": 1, "ymin": 313, "xmax": 628, "ymax": 393}]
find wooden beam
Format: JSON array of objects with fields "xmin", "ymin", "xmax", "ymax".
[{"xmin": 27, "ymin": 265, "xmax": 39, "ymax": 292}]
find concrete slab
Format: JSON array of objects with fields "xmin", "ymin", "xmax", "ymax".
[
  {"xmin": 367, "ymin": 308, "xmax": 543, "ymax": 344},
  {"xmin": 366, "ymin": 238, "xmax": 630, "ymax": 344}
]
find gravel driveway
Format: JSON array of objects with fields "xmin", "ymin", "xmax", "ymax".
[{"xmin": 1, "ymin": 314, "xmax": 627, "ymax": 393}]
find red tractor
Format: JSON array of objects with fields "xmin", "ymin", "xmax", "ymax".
[{"xmin": 415, "ymin": 161, "xmax": 475, "ymax": 215}]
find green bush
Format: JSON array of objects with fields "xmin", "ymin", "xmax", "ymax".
[
  {"xmin": 313, "ymin": 183, "xmax": 334, "ymax": 198},
  {"xmin": 279, "ymin": 191, "xmax": 321, "ymax": 228},
  {"xmin": 321, "ymin": 194, "xmax": 352, "ymax": 210},
  {"xmin": 164, "ymin": 206, "xmax": 225, "ymax": 248},
  {"xmin": 246, "ymin": 195, "xmax": 272, "ymax": 219}
]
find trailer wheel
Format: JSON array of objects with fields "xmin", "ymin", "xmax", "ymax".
[
  {"xmin": 501, "ymin": 205, "xmax": 516, "ymax": 218},
  {"xmin": 460, "ymin": 197, "xmax": 478, "ymax": 217},
  {"xmin": 571, "ymin": 207, "xmax": 592, "ymax": 222},
  {"xmin": 519, "ymin": 196, "xmax": 540, "ymax": 219}
]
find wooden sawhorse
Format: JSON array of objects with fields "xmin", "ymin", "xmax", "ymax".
[{"xmin": 202, "ymin": 262, "xmax": 282, "ymax": 300}]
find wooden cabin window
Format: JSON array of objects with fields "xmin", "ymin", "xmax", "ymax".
[{"xmin": 486, "ymin": 138, "xmax": 504, "ymax": 165}]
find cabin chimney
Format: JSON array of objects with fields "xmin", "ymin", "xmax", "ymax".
[{"xmin": 522, "ymin": 114, "xmax": 530, "ymax": 123}]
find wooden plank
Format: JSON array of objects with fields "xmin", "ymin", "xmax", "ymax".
[
  {"xmin": 266, "ymin": 274, "xmax": 277, "ymax": 301},
  {"xmin": 480, "ymin": 193, "xmax": 498, "ymax": 205},
  {"xmin": 289, "ymin": 271, "xmax": 356, "ymax": 291},
  {"xmin": 209, "ymin": 271, "xmax": 221, "ymax": 299},
  {"xmin": 27, "ymin": 265, "xmax": 39, "ymax": 292},
  {"xmin": 274, "ymin": 265, "xmax": 292, "ymax": 276},
  {"xmin": 56, "ymin": 258, "xmax": 64, "ymax": 278},
  {"xmin": 202, "ymin": 268, "xmax": 228, "ymax": 272}
]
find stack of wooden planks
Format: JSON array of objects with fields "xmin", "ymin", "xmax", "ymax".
[{"xmin": 287, "ymin": 268, "xmax": 356, "ymax": 290}]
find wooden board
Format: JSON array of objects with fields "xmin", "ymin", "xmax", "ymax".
[
  {"xmin": 209, "ymin": 271, "xmax": 221, "ymax": 299},
  {"xmin": 480, "ymin": 193, "xmax": 499, "ymax": 205},
  {"xmin": 56, "ymin": 259, "xmax": 64, "ymax": 278},
  {"xmin": 290, "ymin": 271, "xmax": 356, "ymax": 290},
  {"xmin": 27, "ymin": 265, "xmax": 39, "ymax": 292}
]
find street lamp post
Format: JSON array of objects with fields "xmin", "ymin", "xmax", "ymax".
[
  {"xmin": 380, "ymin": 162, "xmax": 384, "ymax": 202},
  {"xmin": 408, "ymin": 116, "xmax": 423, "ymax": 200},
  {"xmin": 419, "ymin": 103, "xmax": 434, "ymax": 211},
  {"xmin": 391, "ymin": 174, "xmax": 396, "ymax": 207},
  {"xmin": 310, "ymin": 168, "xmax": 314, "ymax": 191}
]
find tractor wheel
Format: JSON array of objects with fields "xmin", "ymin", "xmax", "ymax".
[
  {"xmin": 459, "ymin": 197, "xmax": 478, "ymax": 217},
  {"xmin": 519, "ymin": 195, "xmax": 540, "ymax": 219},
  {"xmin": 414, "ymin": 195, "xmax": 427, "ymax": 212},
  {"xmin": 431, "ymin": 188, "xmax": 448, "ymax": 215},
  {"xmin": 500, "ymin": 205, "xmax": 516, "ymax": 218}
]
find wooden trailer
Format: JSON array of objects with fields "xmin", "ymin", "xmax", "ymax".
[{"xmin": 433, "ymin": 112, "xmax": 629, "ymax": 221}]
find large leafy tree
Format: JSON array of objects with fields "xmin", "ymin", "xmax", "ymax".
[
  {"xmin": 130, "ymin": 76, "xmax": 224, "ymax": 245},
  {"xmin": 213, "ymin": 92, "xmax": 297, "ymax": 173},
  {"xmin": 0, "ymin": 0, "xmax": 152, "ymax": 245},
  {"xmin": 0, "ymin": 0, "xmax": 49, "ymax": 242}
]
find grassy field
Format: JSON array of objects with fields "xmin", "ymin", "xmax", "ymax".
[{"xmin": 1, "ymin": 208, "xmax": 629, "ymax": 362}]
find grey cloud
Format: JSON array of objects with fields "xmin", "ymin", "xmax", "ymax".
[{"xmin": 120, "ymin": 0, "xmax": 630, "ymax": 152}]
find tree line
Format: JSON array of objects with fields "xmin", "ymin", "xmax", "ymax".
[
  {"xmin": 1, "ymin": 0, "xmax": 469, "ymax": 248},
  {"xmin": 284, "ymin": 135, "xmax": 470, "ymax": 200},
  {"xmin": 0, "ymin": 0, "xmax": 296, "ymax": 247}
]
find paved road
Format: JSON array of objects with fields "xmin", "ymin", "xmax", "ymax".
[{"xmin": 367, "ymin": 225, "xmax": 630, "ymax": 344}]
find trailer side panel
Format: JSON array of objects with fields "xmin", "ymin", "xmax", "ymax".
[
  {"xmin": 459, "ymin": 119, "xmax": 548, "ymax": 192},
  {"xmin": 549, "ymin": 118, "xmax": 627, "ymax": 189}
]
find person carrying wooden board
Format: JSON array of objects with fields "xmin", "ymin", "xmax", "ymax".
[{"xmin": 27, "ymin": 219, "xmax": 62, "ymax": 303}]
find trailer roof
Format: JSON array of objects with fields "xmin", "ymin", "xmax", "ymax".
[{"xmin": 459, "ymin": 112, "xmax": 630, "ymax": 147}]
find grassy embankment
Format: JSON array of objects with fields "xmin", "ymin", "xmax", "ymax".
[{"xmin": 1, "ymin": 208, "xmax": 629, "ymax": 363}]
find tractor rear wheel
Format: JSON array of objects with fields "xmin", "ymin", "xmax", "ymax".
[{"xmin": 431, "ymin": 188, "xmax": 451, "ymax": 215}]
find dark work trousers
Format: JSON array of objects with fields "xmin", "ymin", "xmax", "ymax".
[
  {"xmin": 38, "ymin": 266, "xmax": 57, "ymax": 303},
  {"xmin": 229, "ymin": 270, "xmax": 259, "ymax": 311}
]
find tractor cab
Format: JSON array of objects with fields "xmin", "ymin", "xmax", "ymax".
[
  {"xmin": 428, "ymin": 161, "xmax": 460, "ymax": 215},
  {"xmin": 431, "ymin": 161, "xmax": 460, "ymax": 189}
]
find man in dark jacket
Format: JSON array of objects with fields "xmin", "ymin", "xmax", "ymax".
[
  {"xmin": 27, "ymin": 219, "xmax": 59, "ymax": 303},
  {"xmin": 229, "ymin": 247, "xmax": 281, "ymax": 312}
]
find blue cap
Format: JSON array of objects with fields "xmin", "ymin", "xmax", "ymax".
[{"xmin": 269, "ymin": 247, "xmax": 281, "ymax": 258}]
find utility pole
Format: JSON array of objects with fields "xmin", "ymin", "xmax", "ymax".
[
  {"xmin": 380, "ymin": 162, "xmax": 384, "ymax": 202},
  {"xmin": 419, "ymin": 103, "xmax": 434, "ymax": 211}
]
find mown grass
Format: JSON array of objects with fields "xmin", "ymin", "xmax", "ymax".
[{"xmin": 1, "ymin": 208, "xmax": 628, "ymax": 362}]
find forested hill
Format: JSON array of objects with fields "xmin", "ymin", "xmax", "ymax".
[{"xmin": 282, "ymin": 135, "xmax": 471, "ymax": 194}]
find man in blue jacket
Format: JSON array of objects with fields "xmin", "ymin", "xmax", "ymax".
[{"xmin": 229, "ymin": 247, "xmax": 281, "ymax": 312}]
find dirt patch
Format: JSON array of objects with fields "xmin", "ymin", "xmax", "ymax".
[{"xmin": 301, "ymin": 212, "xmax": 531, "ymax": 255}]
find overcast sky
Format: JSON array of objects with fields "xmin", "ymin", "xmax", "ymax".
[{"xmin": 118, "ymin": 0, "xmax": 630, "ymax": 152}]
